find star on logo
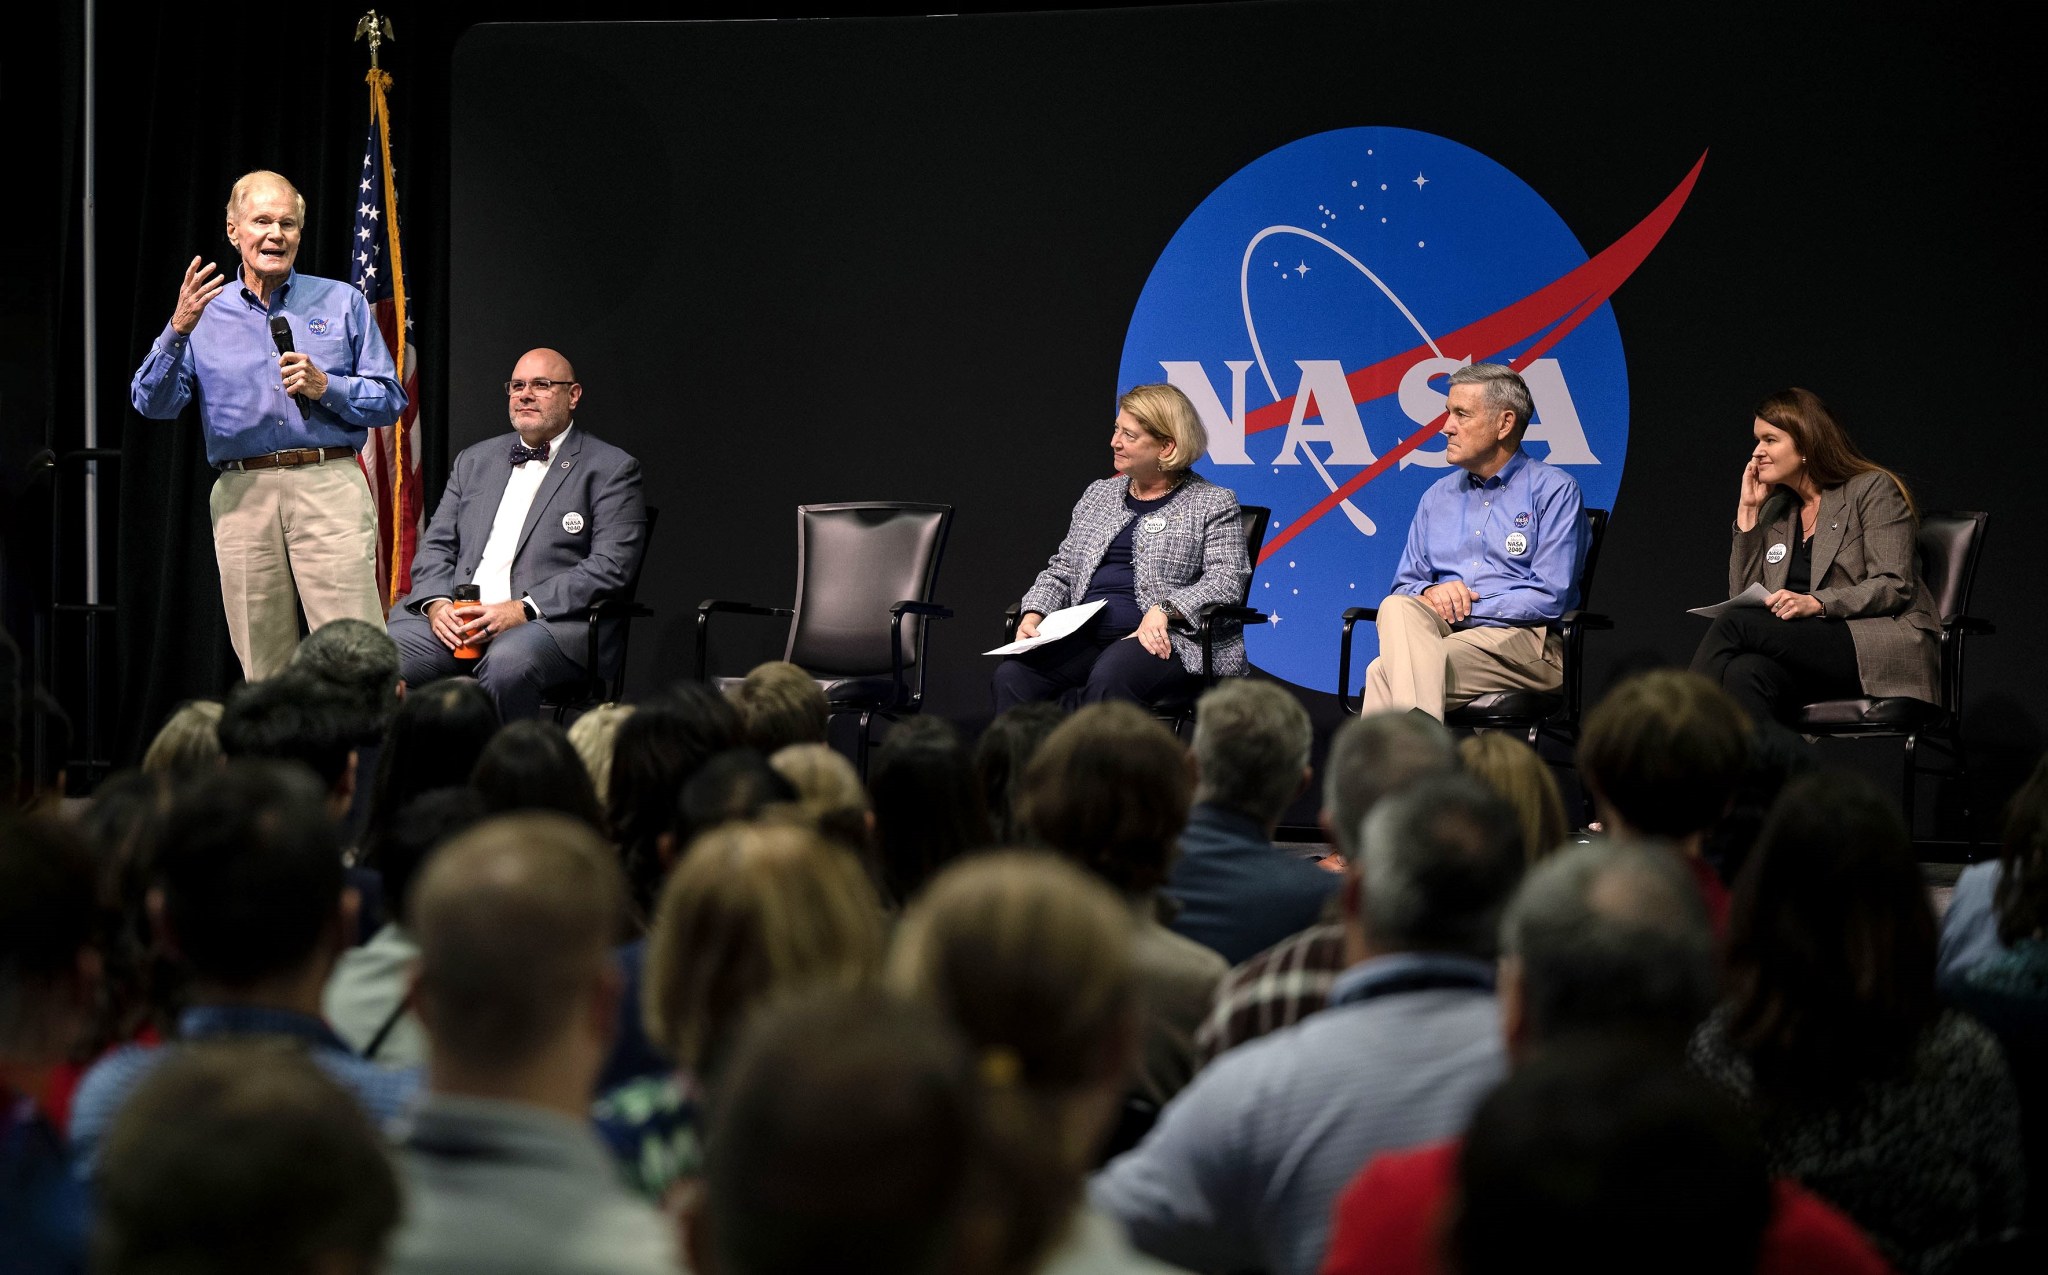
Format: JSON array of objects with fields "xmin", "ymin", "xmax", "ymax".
[
  {"xmin": 1413, "ymin": 172, "xmax": 1429, "ymax": 190},
  {"xmin": 1296, "ymin": 260, "xmax": 1311, "ymax": 276}
]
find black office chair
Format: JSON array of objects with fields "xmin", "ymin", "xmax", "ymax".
[
  {"xmin": 1000, "ymin": 505, "xmax": 1271, "ymax": 735},
  {"xmin": 1336, "ymin": 507, "xmax": 1612, "ymax": 749},
  {"xmin": 1790, "ymin": 510, "xmax": 1991, "ymax": 843},
  {"xmin": 697, "ymin": 502, "xmax": 954, "ymax": 773},
  {"xmin": 541, "ymin": 506, "xmax": 659, "ymax": 722}
]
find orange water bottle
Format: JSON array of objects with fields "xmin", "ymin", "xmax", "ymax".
[{"xmin": 450, "ymin": 584, "xmax": 484, "ymax": 660}]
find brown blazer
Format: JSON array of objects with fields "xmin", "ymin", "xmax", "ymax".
[{"xmin": 1730, "ymin": 469, "xmax": 1941, "ymax": 702}]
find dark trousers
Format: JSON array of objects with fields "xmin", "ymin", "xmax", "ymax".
[
  {"xmin": 389, "ymin": 612, "xmax": 583, "ymax": 721},
  {"xmin": 1689, "ymin": 608, "xmax": 1861, "ymax": 725},
  {"xmin": 992, "ymin": 627, "xmax": 1200, "ymax": 713}
]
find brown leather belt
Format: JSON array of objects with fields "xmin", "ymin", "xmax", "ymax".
[{"xmin": 221, "ymin": 446, "xmax": 355, "ymax": 472}]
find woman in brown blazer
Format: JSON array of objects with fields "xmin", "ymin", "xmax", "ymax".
[{"xmin": 1690, "ymin": 388, "xmax": 1940, "ymax": 726}]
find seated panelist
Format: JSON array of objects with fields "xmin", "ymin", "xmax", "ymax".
[
  {"xmin": 1690, "ymin": 387, "xmax": 1939, "ymax": 725},
  {"xmin": 993, "ymin": 383, "xmax": 1252, "ymax": 711}
]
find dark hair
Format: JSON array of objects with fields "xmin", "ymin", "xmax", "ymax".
[
  {"xmin": 704, "ymin": 988, "xmax": 978, "ymax": 1275},
  {"xmin": 973, "ymin": 702, "xmax": 1067, "ymax": 844},
  {"xmin": 0, "ymin": 812, "xmax": 98, "ymax": 1055},
  {"xmin": 869, "ymin": 717, "xmax": 993, "ymax": 906},
  {"xmin": 469, "ymin": 718, "xmax": 605, "ymax": 832},
  {"xmin": 1450, "ymin": 1037, "xmax": 1771, "ymax": 1275},
  {"xmin": 362, "ymin": 678, "xmax": 499, "ymax": 860},
  {"xmin": 1579, "ymin": 670, "xmax": 1749, "ymax": 841},
  {"xmin": 373, "ymin": 787, "xmax": 485, "ymax": 928},
  {"xmin": 1724, "ymin": 770, "xmax": 1938, "ymax": 1092},
  {"xmin": 94, "ymin": 1041, "xmax": 401, "ymax": 1275},
  {"xmin": 672, "ymin": 749, "xmax": 798, "ymax": 848},
  {"xmin": 1754, "ymin": 387, "xmax": 1916, "ymax": 517},
  {"xmin": 69, "ymin": 771, "xmax": 187, "ymax": 1050},
  {"xmin": 287, "ymin": 619, "xmax": 402, "ymax": 739},
  {"xmin": 1016, "ymin": 703, "xmax": 1188, "ymax": 897},
  {"xmin": 216, "ymin": 674, "xmax": 366, "ymax": 792},
  {"xmin": 157, "ymin": 761, "xmax": 344, "ymax": 988},
  {"xmin": 607, "ymin": 683, "xmax": 742, "ymax": 921},
  {"xmin": 1993, "ymin": 754, "xmax": 2048, "ymax": 947}
]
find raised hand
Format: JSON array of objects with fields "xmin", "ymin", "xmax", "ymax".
[{"xmin": 171, "ymin": 257, "xmax": 227, "ymax": 335}]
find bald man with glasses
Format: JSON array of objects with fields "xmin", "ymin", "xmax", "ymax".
[{"xmin": 387, "ymin": 348, "xmax": 646, "ymax": 719}]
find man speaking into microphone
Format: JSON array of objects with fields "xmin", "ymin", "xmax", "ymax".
[{"xmin": 132, "ymin": 170, "xmax": 404, "ymax": 680}]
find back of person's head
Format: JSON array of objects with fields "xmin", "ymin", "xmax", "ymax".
[
  {"xmin": 409, "ymin": 812, "xmax": 625, "ymax": 1076},
  {"xmin": 1354, "ymin": 773, "xmax": 1522, "ymax": 958},
  {"xmin": 1501, "ymin": 841, "xmax": 1716, "ymax": 1054},
  {"xmin": 769, "ymin": 742, "xmax": 873, "ymax": 855},
  {"xmin": 607, "ymin": 683, "xmax": 742, "ymax": 916},
  {"xmin": 364, "ymin": 677, "xmax": 499, "ymax": 848},
  {"xmin": 1725, "ymin": 769, "xmax": 1938, "ymax": 1090},
  {"xmin": 217, "ymin": 673, "xmax": 363, "ymax": 794},
  {"xmin": 728, "ymin": 660, "xmax": 829, "ymax": 753},
  {"xmin": 1322, "ymin": 709, "xmax": 1458, "ymax": 857},
  {"xmin": 1192, "ymin": 679, "xmax": 1312, "ymax": 826},
  {"xmin": 371, "ymin": 787, "xmax": 485, "ymax": 929},
  {"xmin": 1993, "ymin": 753, "xmax": 2048, "ymax": 948},
  {"xmin": 565, "ymin": 701, "xmax": 634, "ymax": 805},
  {"xmin": 1579, "ymin": 670, "xmax": 1749, "ymax": 841},
  {"xmin": 72, "ymin": 772, "xmax": 185, "ymax": 1049},
  {"xmin": 974, "ymin": 702, "xmax": 1067, "ymax": 845},
  {"xmin": 1459, "ymin": 732, "xmax": 1568, "ymax": 864},
  {"xmin": 0, "ymin": 812, "xmax": 97, "ymax": 1060},
  {"xmin": 673, "ymin": 749, "xmax": 799, "ymax": 849},
  {"xmin": 868, "ymin": 716, "xmax": 993, "ymax": 906},
  {"xmin": 1700, "ymin": 715, "xmax": 1816, "ymax": 887},
  {"xmin": 700, "ymin": 989, "xmax": 978, "ymax": 1275},
  {"xmin": 94, "ymin": 1040, "xmax": 401, "ymax": 1275},
  {"xmin": 645, "ymin": 820, "xmax": 884, "ymax": 1079},
  {"xmin": 156, "ymin": 761, "xmax": 344, "ymax": 990},
  {"xmin": 287, "ymin": 618, "xmax": 402, "ymax": 738},
  {"xmin": 1449, "ymin": 1037, "xmax": 1771, "ymax": 1275},
  {"xmin": 469, "ymin": 718, "xmax": 606, "ymax": 831},
  {"xmin": 140, "ymin": 699, "xmax": 224, "ymax": 778},
  {"xmin": 1016, "ymin": 702, "xmax": 1190, "ymax": 897}
]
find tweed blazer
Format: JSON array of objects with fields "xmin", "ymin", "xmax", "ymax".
[
  {"xmin": 1020, "ymin": 472, "xmax": 1253, "ymax": 676},
  {"xmin": 1730, "ymin": 469, "xmax": 1940, "ymax": 702}
]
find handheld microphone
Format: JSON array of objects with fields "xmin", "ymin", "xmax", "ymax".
[{"xmin": 269, "ymin": 316, "xmax": 311, "ymax": 420}]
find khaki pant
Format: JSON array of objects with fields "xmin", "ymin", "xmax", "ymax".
[
  {"xmin": 209, "ymin": 456, "xmax": 384, "ymax": 681},
  {"xmin": 1360, "ymin": 593, "xmax": 1562, "ymax": 721}
]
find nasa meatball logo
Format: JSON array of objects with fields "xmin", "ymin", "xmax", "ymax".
[
  {"xmin": 1119, "ymin": 127, "xmax": 1703, "ymax": 693},
  {"xmin": 307, "ymin": 317, "xmax": 332, "ymax": 337}
]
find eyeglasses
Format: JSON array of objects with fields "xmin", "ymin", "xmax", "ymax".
[{"xmin": 504, "ymin": 378, "xmax": 577, "ymax": 396}]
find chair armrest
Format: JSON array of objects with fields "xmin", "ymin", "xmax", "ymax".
[
  {"xmin": 572, "ymin": 598, "xmax": 657, "ymax": 681},
  {"xmin": 891, "ymin": 600, "xmax": 955, "ymax": 620},
  {"xmin": 887, "ymin": 600, "xmax": 953, "ymax": 712},
  {"xmin": 1951, "ymin": 616, "xmax": 1995, "ymax": 636},
  {"xmin": 1557, "ymin": 609, "xmax": 1612, "ymax": 633},
  {"xmin": 1336, "ymin": 607, "xmax": 1381, "ymax": 717},
  {"xmin": 1341, "ymin": 606, "xmax": 1379, "ymax": 624},
  {"xmin": 1194, "ymin": 603, "xmax": 1268, "ymax": 683},
  {"xmin": 694, "ymin": 599, "xmax": 794, "ymax": 681}
]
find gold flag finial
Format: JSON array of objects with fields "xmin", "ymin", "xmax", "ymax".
[{"xmin": 354, "ymin": 10, "xmax": 395, "ymax": 69}]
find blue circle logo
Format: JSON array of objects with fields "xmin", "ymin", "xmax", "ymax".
[{"xmin": 1121, "ymin": 127, "xmax": 1699, "ymax": 693}]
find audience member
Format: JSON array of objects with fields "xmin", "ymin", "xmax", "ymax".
[
  {"xmin": 388, "ymin": 812, "xmax": 677, "ymax": 1275},
  {"xmin": 672, "ymin": 749, "xmax": 798, "ymax": 850},
  {"xmin": 324, "ymin": 787, "xmax": 486, "ymax": 1068},
  {"xmin": 1939, "ymin": 752, "xmax": 2048, "ymax": 987},
  {"xmin": 595, "ymin": 820, "xmax": 886, "ymax": 1207},
  {"xmin": 290, "ymin": 618, "xmax": 406, "ymax": 845},
  {"xmin": 93, "ymin": 1041, "xmax": 402, "ymax": 1275},
  {"xmin": 1193, "ymin": 709, "xmax": 1456, "ymax": 1065},
  {"xmin": 727, "ymin": 659, "xmax": 829, "ymax": 753},
  {"xmin": 890, "ymin": 851, "xmax": 1188, "ymax": 1275},
  {"xmin": 138, "ymin": 699, "xmax": 223, "ymax": 777},
  {"xmin": 68, "ymin": 761, "xmax": 418, "ymax": 1166},
  {"xmin": 471, "ymin": 718, "xmax": 607, "ymax": 831},
  {"xmin": 1018, "ymin": 703, "xmax": 1221, "ymax": 1106},
  {"xmin": 567, "ymin": 702, "xmax": 635, "ymax": 808},
  {"xmin": 216, "ymin": 673, "xmax": 367, "ymax": 823},
  {"xmin": 1690, "ymin": 771, "xmax": 2024, "ymax": 1273},
  {"xmin": 606, "ymin": 683, "xmax": 741, "ymax": 926},
  {"xmin": 870, "ymin": 715, "xmax": 993, "ymax": 907},
  {"xmin": 975, "ymin": 701, "xmax": 1067, "ymax": 844},
  {"xmin": 1457, "ymin": 731, "xmax": 1568, "ymax": 863},
  {"xmin": 769, "ymin": 741, "xmax": 875, "ymax": 860},
  {"xmin": 691, "ymin": 988, "xmax": 981, "ymax": 1275},
  {"xmin": 1090, "ymin": 774, "xmax": 1522, "ymax": 1275},
  {"xmin": 1166, "ymin": 679, "xmax": 1331, "ymax": 965},
  {"xmin": 360, "ymin": 677, "xmax": 500, "ymax": 864},
  {"xmin": 1, "ymin": 813, "xmax": 98, "ymax": 1274},
  {"xmin": 1577, "ymin": 669, "xmax": 1750, "ymax": 931}
]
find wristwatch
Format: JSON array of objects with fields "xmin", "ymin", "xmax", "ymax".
[{"xmin": 520, "ymin": 599, "xmax": 539, "ymax": 622}]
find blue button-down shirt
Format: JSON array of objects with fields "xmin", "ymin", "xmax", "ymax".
[
  {"xmin": 130, "ymin": 269, "xmax": 406, "ymax": 467},
  {"xmin": 1390, "ymin": 449, "xmax": 1588, "ymax": 628}
]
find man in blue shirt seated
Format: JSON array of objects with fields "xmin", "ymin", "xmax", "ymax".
[
  {"xmin": 1166, "ymin": 679, "xmax": 1338, "ymax": 965},
  {"xmin": 131, "ymin": 170, "xmax": 406, "ymax": 681},
  {"xmin": 1361, "ymin": 363, "xmax": 1589, "ymax": 720}
]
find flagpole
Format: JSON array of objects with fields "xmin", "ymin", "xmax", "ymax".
[{"xmin": 354, "ymin": 10, "xmax": 409, "ymax": 608}]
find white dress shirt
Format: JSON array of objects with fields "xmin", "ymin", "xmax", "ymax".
[{"xmin": 473, "ymin": 424, "xmax": 571, "ymax": 610}]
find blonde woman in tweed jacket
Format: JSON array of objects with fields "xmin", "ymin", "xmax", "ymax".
[
  {"xmin": 1691, "ymin": 387, "xmax": 1940, "ymax": 728},
  {"xmin": 994, "ymin": 384, "xmax": 1252, "ymax": 711}
]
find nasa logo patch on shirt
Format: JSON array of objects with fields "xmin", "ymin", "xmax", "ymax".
[
  {"xmin": 1504, "ymin": 532, "xmax": 1529, "ymax": 557},
  {"xmin": 562, "ymin": 512, "xmax": 585, "ymax": 535},
  {"xmin": 1766, "ymin": 543, "xmax": 1788, "ymax": 564},
  {"xmin": 307, "ymin": 317, "xmax": 331, "ymax": 337},
  {"xmin": 1513, "ymin": 511, "xmax": 1531, "ymax": 528}
]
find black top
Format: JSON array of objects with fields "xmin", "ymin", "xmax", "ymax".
[{"xmin": 1083, "ymin": 487, "xmax": 1177, "ymax": 632}]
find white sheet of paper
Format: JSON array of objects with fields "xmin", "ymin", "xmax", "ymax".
[
  {"xmin": 1687, "ymin": 582, "xmax": 1773, "ymax": 619},
  {"xmin": 985, "ymin": 600, "xmax": 1109, "ymax": 655}
]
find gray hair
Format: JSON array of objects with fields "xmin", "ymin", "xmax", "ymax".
[
  {"xmin": 1500, "ymin": 840, "xmax": 1716, "ymax": 1044},
  {"xmin": 1323, "ymin": 710, "xmax": 1458, "ymax": 856},
  {"xmin": 1448, "ymin": 363, "xmax": 1535, "ymax": 440},
  {"xmin": 1357, "ymin": 773, "xmax": 1523, "ymax": 957},
  {"xmin": 1193, "ymin": 680, "xmax": 1311, "ymax": 824},
  {"xmin": 288, "ymin": 620, "xmax": 402, "ymax": 733},
  {"xmin": 225, "ymin": 170, "xmax": 307, "ymax": 224}
]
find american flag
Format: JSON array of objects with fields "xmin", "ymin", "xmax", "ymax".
[{"xmin": 351, "ymin": 69, "xmax": 422, "ymax": 607}]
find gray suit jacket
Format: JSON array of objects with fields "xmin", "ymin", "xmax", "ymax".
[
  {"xmin": 393, "ymin": 427, "xmax": 648, "ymax": 670},
  {"xmin": 1731, "ymin": 469, "xmax": 1940, "ymax": 702},
  {"xmin": 1020, "ymin": 473, "xmax": 1253, "ymax": 676}
]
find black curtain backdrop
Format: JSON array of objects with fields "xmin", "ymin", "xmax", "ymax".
[{"xmin": 14, "ymin": 1, "xmax": 2044, "ymax": 844}]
